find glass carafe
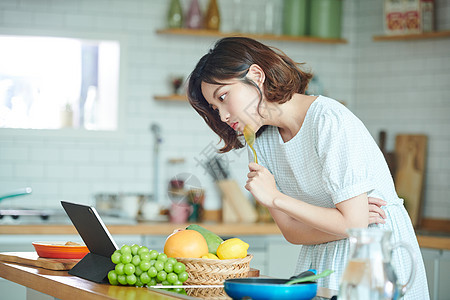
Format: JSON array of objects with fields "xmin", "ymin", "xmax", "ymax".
[{"xmin": 339, "ymin": 228, "xmax": 416, "ymax": 300}]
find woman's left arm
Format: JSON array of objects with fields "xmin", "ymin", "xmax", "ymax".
[
  {"xmin": 246, "ymin": 162, "xmax": 370, "ymax": 238},
  {"xmin": 273, "ymin": 192, "xmax": 369, "ymax": 238}
]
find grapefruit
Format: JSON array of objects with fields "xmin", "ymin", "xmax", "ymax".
[{"xmin": 164, "ymin": 229, "xmax": 208, "ymax": 258}]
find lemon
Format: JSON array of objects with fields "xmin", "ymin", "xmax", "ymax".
[
  {"xmin": 216, "ymin": 238, "xmax": 249, "ymax": 260},
  {"xmin": 201, "ymin": 253, "xmax": 219, "ymax": 259}
]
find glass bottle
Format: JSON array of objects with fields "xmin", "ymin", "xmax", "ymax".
[
  {"xmin": 185, "ymin": 0, "xmax": 203, "ymax": 29},
  {"xmin": 167, "ymin": 0, "xmax": 183, "ymax": 29},
  {"xmin": 205, "ymin": 0, "xmax": 220, "ymax": 31}
]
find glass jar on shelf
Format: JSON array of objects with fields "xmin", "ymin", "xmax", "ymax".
[{"xmin": 282, "ymin": 0, "xmax": 309, "ymax": 36}]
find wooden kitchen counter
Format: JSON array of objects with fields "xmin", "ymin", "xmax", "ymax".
[
  {"xmin": 0, "ymin": 260, "xmax": 191, "ymax": 300},
  {"xmin": 1, "ymin": 222, "xmax": 449, "ymax": 250},
  {"xmin": 0, "ymin": 260, "xmax": 337, "ymax": 300}
]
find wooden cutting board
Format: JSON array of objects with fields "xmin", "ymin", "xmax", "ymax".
[
  {"xmin": 0, "ymin": 252, "xmax": 80, "ymax": 270},
  {"xmin": 394, "ymin": 134, "xmax": 427, "ymax": 228},
  {"xmin": 217, "ymin": 179, "xmax": 258, "ymax": 223},
  {"xmin": 248, "ymin": 268, "xmax": 260, "ymax": 277},
  {"xmin": 222, "ymin": 196, "xmax": 240, "ymax": 223}
]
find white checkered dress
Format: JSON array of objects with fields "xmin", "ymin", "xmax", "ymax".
[{"xmin": 251, "ymin": 96, "xmax": 429, "ymax": 299}]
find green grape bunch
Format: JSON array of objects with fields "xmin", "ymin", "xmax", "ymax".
[{"xmin": 107, "ymin": 244, "xmax": 189, "ymax": 292}]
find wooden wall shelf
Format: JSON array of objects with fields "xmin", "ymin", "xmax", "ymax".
[
  {"xmin": 373, "ymin": 30, "xmax": 450, "ymax": 41},
  {"xmin": 154, "ymin": 94, "xmax": 187, "ymax": 102},
  {"xmin": 156, "ymin": 28, "xmax": 347, "ymax": 44}
]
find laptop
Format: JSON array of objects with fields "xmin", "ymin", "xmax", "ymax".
[{"xmin": 61, "ymin": 200, "xmax": 118, "ymax": 283}]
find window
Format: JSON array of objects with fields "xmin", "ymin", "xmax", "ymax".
[{"xmin": 0, "ymin": 35, "xmax": 120, "ymax": 131}]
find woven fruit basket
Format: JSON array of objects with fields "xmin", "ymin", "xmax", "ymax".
[
  {"xmin": 176, "ymin": 254, "xmax": 253, "ymax": 285},
  {"xmin": 186, "ymin": 286, "xmax": 227, "ymax": 299}
]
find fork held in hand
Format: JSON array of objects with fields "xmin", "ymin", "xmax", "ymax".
[{"xmin": 243, "ymin": 125, "xmax": 258, "ymax": 164}]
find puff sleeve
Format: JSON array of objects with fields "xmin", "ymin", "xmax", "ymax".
[{"xmin": 316, "ymin": 108, "xmax": 375, "ymax": 205}]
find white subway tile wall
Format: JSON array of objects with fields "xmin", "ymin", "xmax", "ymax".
[
  {"xmin": 0, "ymin": 0, "xmax": 448, "ymax": 219},
  {"xmin": 353, "ymin": 0, "xmax": 450, "ymax": 219}
]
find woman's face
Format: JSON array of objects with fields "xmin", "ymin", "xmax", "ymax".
[{"xmin": 201, "ymin": 79, "xmax": 263, "ymax": 133}]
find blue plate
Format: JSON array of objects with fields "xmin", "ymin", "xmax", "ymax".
[{"xmin": 224, "ymin": 278, "xmax": 317, "ymax": 300}]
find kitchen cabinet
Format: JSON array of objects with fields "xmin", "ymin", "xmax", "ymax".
[
  {"xmin": 232, "ymin": 235, "xmax": 268, "ymax": 275},
  {"xmin": 0, "ymin": 280, "xmax": 24, "ymax": 300},
  {"xmin": 266, "ymin": 237, "xmax": 301, "ymax": 278},
  {"xmin": 373, "ymin": 30, "xmax": 450, "ymax": 41},
  {"xmin": 421, "ymin": 248, "xmax": 450, "ymax": 300},
  {"xmin": 0, "ymin": 234, "xmax": 81, "ymax": 300}
]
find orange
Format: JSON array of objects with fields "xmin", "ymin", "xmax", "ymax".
[{"xmin": 164, "ymin": 229, "xmax": 209, "ymax": 258}]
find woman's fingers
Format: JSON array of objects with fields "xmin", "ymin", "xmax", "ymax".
[
  {"xmin": 368, "ymin": 197, "xmax": 387, "ymax": 224},
  {"xmin": 368, "ymin": 197, "xmax": 387, "ymax": 207},
  {"xmin": 369, "ymin": 212, "xmax": 386, "ymax": 224},
  {"xmin": 247, "ymin": 163, "xmax": 266, "ymax": 178},
  {"xmin": 369, "ymin": 204, "xmax": 387, "ymax": 219},
  {"xmin": 248, "ymin": 162, "xmax": 262, "ymax": 171}
]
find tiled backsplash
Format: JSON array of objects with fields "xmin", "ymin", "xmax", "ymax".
[
  {"xmin": 0, "ymin": 0, "xmax": 449, "ymax": 219},
  {"xmin": 353, "ymin": 0, "xmax": 450, "ymax": 219}
]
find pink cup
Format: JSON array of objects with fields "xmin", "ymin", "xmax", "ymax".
[{"xmin": 169, "ymin": 203, "xmax": 192, "ymax": 223}]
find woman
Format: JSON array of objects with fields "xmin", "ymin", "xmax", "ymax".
[{"xmin": 187, "ymin": 37, "xmax": 429, "ymax": 298}]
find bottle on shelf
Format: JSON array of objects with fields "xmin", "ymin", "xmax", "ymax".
[
  {"xmin": 205, "ymin": 0, "xmax": 221, "ymax": 31},
  {"xmin": 167, "ymin": 0, "xmax": 183, "ymax": 29},
  {"xmin": 185, "ymin": 0, "xmax": 203, "ymax": 29}
]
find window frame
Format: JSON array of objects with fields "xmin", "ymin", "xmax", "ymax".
[{"xmin": 0, "ymin": 28, "xmax": 127, "ymax": 141}]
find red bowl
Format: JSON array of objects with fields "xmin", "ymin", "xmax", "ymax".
[{"xmin": 32, "ymin": 241, "xmax": 89, "ymax": 259}]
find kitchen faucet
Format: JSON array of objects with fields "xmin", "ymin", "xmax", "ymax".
[{"xmin": 0, "ymin": 187, "xmax": 32, "ymax": 202}]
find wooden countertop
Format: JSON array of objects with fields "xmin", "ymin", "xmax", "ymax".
[
  {"xmin": 0, "ymin": 261, "xmax": 190, "ymax": 300},
  {"xmin": 0, "ymin": 259, "xmax": 337, "ymax": 300},
  {"xmin": 1, "ymin": 222, "xmax": 449, "ymax": 250}
]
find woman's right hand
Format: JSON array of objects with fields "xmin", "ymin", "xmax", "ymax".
[
  {"xmin": 245, "ymin": 162, "xmax": 280, "ymax": 208},
  {"xmin": 368, "ymin": 197, "xmax": 387, "ymax": 224}
]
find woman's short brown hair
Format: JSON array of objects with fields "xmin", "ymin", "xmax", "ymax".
[{"xmin": 187, "ymin": 37, "xmax": 313, "ymax": 153}]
